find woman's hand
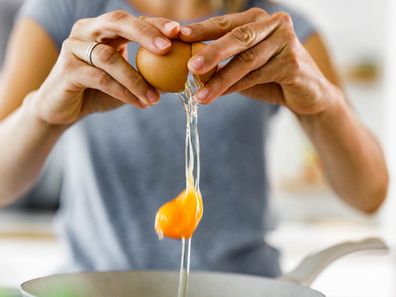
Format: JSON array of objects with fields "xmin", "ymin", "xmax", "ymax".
[
  {"xmin": 30, "ymin": 11, "xmax": 181, "ymax": 126},
  {"xmin": 179, "ymin": 8, "xmax": 335, "ymax": 115},
  {"xmin": 180, "ymin": 8, "xmax": 389, "ymax": 212}
]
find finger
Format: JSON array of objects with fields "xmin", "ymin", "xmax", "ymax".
[
  {"xmin": 70, "ymin": 10, "xmax": 172, "ymax": 54},
  {"xmin": 73, "ymin": 62, "xmax": 148, "ymax": 109},
  {"xmin": 80, "ymin": 69, "xmax": 148, "ymax": 109},
  {"xmin": 71, "ymin": 39, "xmax": 160, "ymax": 106},
  {"xmin": 179, "ymin": 7, "xmax": 267, "ymax": 42},
  {"xmin": 195, "ymin": 34, "xmax": 284, "ymax": 104},
  {"xmin": 239, "ymin": 83, "xmax": 284, "ymax": 104},
  {"xmin": 187, "ymin": 15, "xmax": 281, "ymax": 75},
  {"xmin": 224, "ymin": 57, "xmax": 286, "ymax": 95},
  {"xmin": 83, "ymin": 89, "xmax": 127, "ymax": 114},
  {"xmin": 139, "ymin": 16, "xmax": 180, "ymax": 38}
]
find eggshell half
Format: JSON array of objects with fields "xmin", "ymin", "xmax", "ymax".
[
  {"xmin": 136, "ymin": 40, "xmax": 191, "ymax": 93},
  {"xmin": 136, "ymin": 40, "xmax": 217, "ymax": 93}
]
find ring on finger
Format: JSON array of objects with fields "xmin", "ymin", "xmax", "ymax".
[{"xmin": 85, "ymin": 42, "xmax": 101, "ymax": 66}]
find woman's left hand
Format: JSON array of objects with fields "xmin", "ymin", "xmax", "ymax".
[{"xmin": 179, "ymin": 8, "xmax": 336, "ymax": 115}]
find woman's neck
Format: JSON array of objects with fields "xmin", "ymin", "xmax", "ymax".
[{"xmin": 128, "ymin": 0, "xmax": 214, "ymax": 21}]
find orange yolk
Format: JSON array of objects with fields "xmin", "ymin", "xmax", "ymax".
[{"xmin": 155, "ymin": 189, "xmax": 203, "ymax": 239}]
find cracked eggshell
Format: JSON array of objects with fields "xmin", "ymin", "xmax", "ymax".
[{"xmin": 136, "ymin": 40, "xmax": 217, "ymax": 93}]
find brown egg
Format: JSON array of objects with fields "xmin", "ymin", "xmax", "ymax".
[{"xmin": 136, "ymin": 40, "xmax": 217, "ymax": 93}]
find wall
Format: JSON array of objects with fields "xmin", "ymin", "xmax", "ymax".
[
  {"xmin": 383, "ymin": 0, "xmax": 396, "ymax": 244},
  {"xmin": 267, "ymin": 0, "xmax": 389, "ymax": 223}
]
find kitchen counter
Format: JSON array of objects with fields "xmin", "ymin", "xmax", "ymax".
[
  {"xmin": 0, "ymin": 211, "xmax": 64, "ymax": 290},
  {"xmin": 269, "ymin": 219, "xmax": 396, "ymax": 297},
  {"xmin": 0, "ymin": 211, "xmax": 394, "ymax": 297}
]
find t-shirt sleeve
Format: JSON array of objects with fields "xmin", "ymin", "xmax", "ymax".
[
  {"xmin": 249, "ymin": 1, "xmax": 317, "ymax": 43},
  {"xmin": 16, "ymin": 0, "xmax": 77, "ymax": 50}
]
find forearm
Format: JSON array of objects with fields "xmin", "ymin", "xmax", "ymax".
[
  {"xmin": 0, "ymin": 92, "xmax": 65, "ymax": 206},
  {"xmin": 298, "ymin": 86, "xmax": 388, "ymax": 213}
]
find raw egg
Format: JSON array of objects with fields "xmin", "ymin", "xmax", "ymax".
[
  {"xmin": 155, "ymin": 188, "xmax": 203, "ymax": 239},
  {"xmin": 136, "ymin": 40, "xmax": 217, "ymax": 93}
]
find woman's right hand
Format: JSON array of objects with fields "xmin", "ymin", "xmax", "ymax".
[{"xmin": 28, "ymin": 11, "xmax": 180, "ymax": 126}]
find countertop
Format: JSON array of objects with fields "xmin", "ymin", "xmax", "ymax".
[
  {"xmin": 0, "ymin": 211, "xmax": 394, "ymax": 297},
  {"xmin": 268, "ymin": 219, "xmax": 396, "ymax": 297}
]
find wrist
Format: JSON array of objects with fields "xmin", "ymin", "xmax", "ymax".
[
  {"xmin": 22, "ymin": 91, "xmax": 68, "ymax": 133},
  {"xmin": 297, "ymin": 82, "xmax": 347, "ymax": 123}
]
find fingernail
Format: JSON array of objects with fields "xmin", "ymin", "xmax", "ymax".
[
  {"xmin": 196, "ymin": 87, "xmax": 209, "ymax": 102},
  {"xmin": 180, "ymin": 27, "xmax": 192, "ymax": 36},
  {"xmin": 164, "ymin": 21, "xmax": 179, "ymax": 32},
  {"xmin": 141, "ymin": 99, "xmax": 150, "ymax": 107},
  {"xmin": 154, "ymin": 37, "xmax": 171, "ymax": 49},
  {"xmin": 146, "ymin": 89, "xmax": 159, "ymax": 104},
  {"xmin": 188, "ymin": 56, "xmax": 204, "ymax": 71}
]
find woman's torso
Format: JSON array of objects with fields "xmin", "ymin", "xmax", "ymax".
[{"xmin": 17, "ymin": 0, "xmax": 315, "ymax": 276}]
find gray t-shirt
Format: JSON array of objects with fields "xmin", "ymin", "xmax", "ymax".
[{"xmin": 17, "ymin": 0, "xmax": 315, "ymax": 277}]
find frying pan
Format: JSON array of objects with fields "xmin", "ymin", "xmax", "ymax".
[{"xmin": 20, "ymin": 237, "xmax": 388, "ymax": 297}]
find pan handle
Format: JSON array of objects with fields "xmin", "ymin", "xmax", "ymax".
[{"xmin": 281, "ymin": 237, "xmax": 388, "ymax": 287}]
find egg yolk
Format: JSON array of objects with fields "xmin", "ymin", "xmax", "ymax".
[{"xmin": 155, "ymin": 189, "xmax": 203, "ymax": 239}]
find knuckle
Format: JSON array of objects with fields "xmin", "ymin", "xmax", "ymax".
[
  {"xmin": 122, "ymin": 86, "xmax": 132, "ymax": 98},
  {"xmin": 94, "ymin": 44, "xmax": 118, "ymax": 64},
  {"xmin": 208, "ymin": 47, "xmax": 222, "ymax": 63},
  {"xmin": 246, "ymin": 69, "xmax": 260, "ymax": 83},
  {"xmin": 157, "ymin": 17, "xmax": 170, "ymax": 23},
  {"xmin": 231, "ymin": 26, "xmax": 257, "ymax": 48},
  {"xmin": 236, "ymin": 49, "xmax": 257, "ymax": 66},
  {"xmin": 191, "ymin": 22, "xmax": 205, "ymax": 33},
  {"xmin": 274, "ymin": 12, "xmax": 293, "ymax": 28},
  {"xmin": 148, "ymin": 16, "xmax": 168, "ymax": 24},
  {"xmin": 94, "ymin": 70, "xmax": 112, "ymax": 86},
  {"xmin": 71, "ymin": 18, "xmax": 88, "ymax": 35},
  {"xmin": 282, "ymin": 27, "xmax": 296, "ymax": 42},
  {"xmin": 134, "ymin": 21, "xmax": 154, "ymax": 36},
  {"xmin": 128, "ymin": 72, "xmax": 141, "ymax": 87},
  {"xmin": 209, "ymin": 16, "xmax": 232, "ymax": 31},
  {"xmin": 61, "ymin": 38, "xmax": 73, "ymax": 52},
  {"xmin": 248, "ymin": 7, "xmax": 267, "ymax": 19},
  {"xmin": 104, "ymin": 10, "xmax": 129, "ymax": 23},
  {"xmin": 118, "ymin": 85, "xmax": 131, "ymax": 100}
]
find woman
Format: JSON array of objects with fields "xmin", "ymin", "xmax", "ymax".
[{"xmin": 0, "ymin": 0, "xmax": 388, "ymax": 276}]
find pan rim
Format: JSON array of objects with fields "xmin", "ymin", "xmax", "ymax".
[{"xmin": 20, "ymin": 270, "xmax": 325, "ymax": 297}]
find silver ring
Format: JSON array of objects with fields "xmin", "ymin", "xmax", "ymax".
[{"xmin": 85, "ymin": 42, "xmax": 101, "ymax": 66}]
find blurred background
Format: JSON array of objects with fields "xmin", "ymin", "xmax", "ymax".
[{"xmin": 0, "ymin": 0, "xmax": 395, "ymax": 296}]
